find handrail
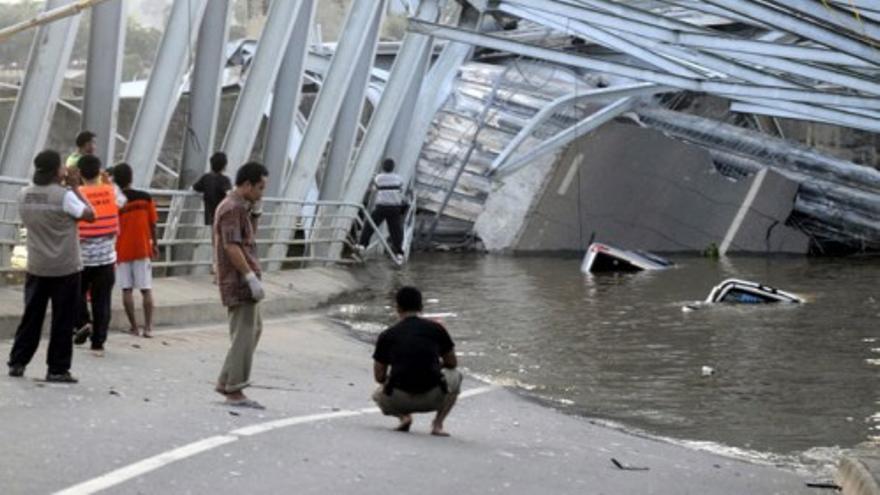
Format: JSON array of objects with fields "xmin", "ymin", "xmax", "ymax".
[{"xmin": 0, "ymin": 175, "xmax": 389, "ymax": 274}]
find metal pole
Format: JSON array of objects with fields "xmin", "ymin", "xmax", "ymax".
[
  {"xmin": 180, "ymin": 0, "xmax": 232, "ymax": 189},
  {"xmin": 0, "ymin": 0, "xmax": 81, "ymax": 181},
  {"xmin": 0, "ymin": 0, "xmax": 107, "ymax": 42},
  {"xmin": 83, "ymin": 0, "xmax": 126, "ymax": 167},
  {"xmin": 336, "ymin": 0, "xmax": 441, "ymax": 258},
  {"xmin": 263, "ymin": 0, "xmax": 316, "ymax": 198},
  {"xmin": 222, "ymin": 0, "xmax": 307, "ymax": 176},
  {"xmin": 128, "ymin": 0, "xmax": 209, "ymax": 187},
  {"xmin": 281, "ymin": 0, "xmax": 386, "ymax": 201},
  {"xmin": 396, "ymin": 6, "xmax": 481, "ymax": 187},
  {"xmin": 703, "ymin": 0, "xmax": 880, "ymax": 66}
]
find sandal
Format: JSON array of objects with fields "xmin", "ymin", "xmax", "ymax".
[{"xmin": 225, "ymin": 398, "xmax": 265, "ymax": 410}]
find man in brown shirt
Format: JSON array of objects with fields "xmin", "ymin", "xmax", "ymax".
[{"xmin": 213, "ymin": 162, "xmax": 268, "ymax": 409}]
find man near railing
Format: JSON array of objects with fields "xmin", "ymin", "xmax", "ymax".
[
  {"xmin": 192, "ymin": 152, "xmax": 233, "ymax": 227},
  {"xmin": 7, "ymin": 150, "xmax": 94, "ymax": 383},
  {"xmin": 213, "ymin": 162, "xmax": 269, "ymax": 409},
  {"xmin": 356, "ymin": 158, "xmax": 406, "ymax": 263},
  {"xmin": 112, "ymin": 163, "xmax": 159, "ymax": 338},
  {"xmin": 65, "ymin": 130, "xmax": 96, "ymax": 170}
]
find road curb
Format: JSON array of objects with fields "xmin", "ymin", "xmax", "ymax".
[
  {"xmin": 838, "ymin": 452, "xmax": 880, "ymax": 495},
  {"xmin": 0, "ymin": 266, "xmax": 363, "ymax": 340}
]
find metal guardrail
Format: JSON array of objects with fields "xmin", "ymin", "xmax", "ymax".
[{"xmin": 0, "ymin": 175, "xmax": 400, "ymax": 275}]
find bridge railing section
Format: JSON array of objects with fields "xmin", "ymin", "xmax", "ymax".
[{"xmin": 0, "ymin": 176, "xmax": 397, "ymax": 276}]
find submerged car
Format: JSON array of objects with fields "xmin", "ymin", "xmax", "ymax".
[
  {"xmin": 580, "ymin": 242, "xmax": 673, "ymax": 273},
  {"xmin": 705, "ymin": 278, "xmax": 803, "ymax": 304}
]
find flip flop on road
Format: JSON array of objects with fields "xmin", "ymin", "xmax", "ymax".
[{"xmin": 225, "ymin": 398, "xmax": 266, "ymax": 410}]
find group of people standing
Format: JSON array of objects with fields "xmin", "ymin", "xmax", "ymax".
[
  {"xmin": 6, "ymin": 140, "xmax": 462, "ymax": 434},
  {"xmin": 7, "ymin": 131, "xmax": 159, "ymax": 382}
]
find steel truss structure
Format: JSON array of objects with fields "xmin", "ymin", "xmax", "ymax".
[{"xmin": 1, "ymin": 0, "xmax": 879, "ymax": 267}]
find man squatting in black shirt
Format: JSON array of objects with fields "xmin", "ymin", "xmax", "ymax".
[{"xmin": 372, "ymin": 286, "xmax": 463, "ymax": 436}]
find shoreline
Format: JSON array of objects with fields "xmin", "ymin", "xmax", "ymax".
[{"xmin": 326, "ymin": 311, "xmax": 837, "ymax": 481}]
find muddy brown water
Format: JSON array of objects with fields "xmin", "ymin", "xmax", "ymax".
[{"xmin": 329, "ymin": 253, "xmax": 880, "ymax": 472}]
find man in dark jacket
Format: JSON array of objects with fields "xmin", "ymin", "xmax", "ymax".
[
  {"xmin": 193, "ymin": 152, "xmax": 233, "ymax": 226},
  {"xmin": 372, "ymin": 286, "xmax": 462, "ymax": 436}
]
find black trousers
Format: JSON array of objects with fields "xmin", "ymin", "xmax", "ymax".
[
  {"xmin": 8, "ymin": 271, "xmax": 81, "ymax": 374},
  {"xmin": 359, "ymin": 205, "xmax": 403, "ymax": 255},
  {"xmin": 76, "ymin": 264, "xmax": 115, "ymax": 348}
]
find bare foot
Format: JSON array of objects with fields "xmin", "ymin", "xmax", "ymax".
[
  {"xmin": 142, "ymin": 328, "xmax": 153, "ymax": 338},
  {"xmin": 431, "ymin": 421, "xmax": 450, "ymax": 437},
  {"xmin": 394, "ymin": 415, "xmax": 412, "ymax": 432},
  {"xmin": 128, "ymin": 327, "xmax": 139, "ymax": 336}
]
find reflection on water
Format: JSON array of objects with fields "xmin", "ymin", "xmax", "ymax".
[{"xmin": 329, "ymin": 253, "xmax": 880, "ymax": 469}]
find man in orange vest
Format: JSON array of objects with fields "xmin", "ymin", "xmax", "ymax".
[{"xmin": 73, "ymin": 155, "xmax": 124, "ymax": 355}]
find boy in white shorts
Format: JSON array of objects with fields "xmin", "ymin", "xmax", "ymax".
[{"xmin": 112, "ymin": 164, "xmax": 159, "ymax": 337}]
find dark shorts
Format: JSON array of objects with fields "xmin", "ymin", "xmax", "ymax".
[{"xmin": 372, "ymin": 369, "xmax": 463, "ymax": 415}]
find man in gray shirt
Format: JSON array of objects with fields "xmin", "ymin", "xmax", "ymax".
[{"xmin": 7, "ymin": 150, "xmax": 94, "ymax": 383}]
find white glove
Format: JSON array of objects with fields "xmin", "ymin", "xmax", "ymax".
[{"xmin": 244, "ymin": 272, "xmax": 265, "ymax": 301}]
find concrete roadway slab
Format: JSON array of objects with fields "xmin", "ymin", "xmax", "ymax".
[{"xmin": 0, "ymin": 315, "xmax": 819, "ymax": 494}]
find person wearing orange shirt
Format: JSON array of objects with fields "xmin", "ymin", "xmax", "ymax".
[{"xmin": 112, "ymin": 163, "xmax": 159, "ymax": 338}]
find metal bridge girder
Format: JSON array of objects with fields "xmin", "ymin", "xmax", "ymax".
[
  {"xmin": 128, "ymin": 0, "xmax": 209, "ymax": 188},
  {"xmin": 263, "ymin": 0, "xmax": 317, "ymax": 197},
  {"xmin": 223, "ymin": 0, "xmax": 310, "ymax": 178},
  {"xmin": 281, "ymin": 0, "xmax": 387, "ymax": 203},
  {"xmin": 338, "ymin": 0, "xmax": 442, "ymax": 233},
  {"xmin": 0, "ymin": 0, "xmax": 81, "ymax": 181},
  {"xmin": 180, "ymin": 0, "xmax": 232, "ymax": 189},
  {"xmin": 83, "ymin": 0, "xmax": 126, "ymax": 168}
]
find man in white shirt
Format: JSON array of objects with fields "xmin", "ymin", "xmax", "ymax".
[
  {"xmin": 8, "ymin": 150, "xmax": 94, "ymax": 383},
  {"xmin": 356, "ymin": 158, "xmax": 406, "ymax": 262}
]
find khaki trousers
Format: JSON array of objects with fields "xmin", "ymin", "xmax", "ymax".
[{"xmin": 217, "ymin": 302, "xmax": 262, "ymax": 393}]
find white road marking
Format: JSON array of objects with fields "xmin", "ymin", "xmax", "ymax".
[
  {"xmin": 53, "ymin": 386, "xmax": 497, "ymax": 495},
  {"xmin": 231, "ymin": 410, "xmax": 362, "ymax": 436},
  {"xmin": 54, "ymin": 435, "xmax": 238, "ymax": 495}
]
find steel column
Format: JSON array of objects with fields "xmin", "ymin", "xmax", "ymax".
[
  {"xmin": 317, "ymin": 3, "xmax": 383, "ymax": 203},
  {"xmin": 382, "ymin": 38, "xmax": 432, "ymax": 165},
  {"xmin": 396, "ymin": 6, "xmax": 481, "ymax": 186},
  {"xmin": 222, "ymin": 0, "xmax": 307, "ymax": 176},
  {"xmin": 409, "ymin": 21, "xmax": 880, "ymax": 128},
  {"xmin": 762, "ymin": 0, "xmax": 880, "ymax": 43},
  {"xmin": 83, "ymin": 0, "xmax": 126, "ymax": 167},
  {"xmin": 341, "ymin": 0, "xmax": 440, "ymax": 201},
  {"xmin": 180, "ymin": 0, "xmax": 232, "ymax": 189},
  {"xmin": 702, "ymin": 0, "xmax": 880, "ymax": 66},
  {"xmin": 263, "ymin": 0, "xmax": 315, "ymax": 197},
  {"xmin": 128, "ymin": 0, "xmax": 209, "ymax": 187},
  {"xmin": 0, "ymin": 0, "xmax": 80, "ymax": 180},
  {"xmin": 281, "ymin": 0, "xmax": 386, "ymax": 201},
  {"xmin": 490, "ymin": 83, "xmax": 669, "ymax": 173},
  {"xmin": 495, "ymin": 97, "xmax": 636, "ymax": 178},
  {"xmin": 333, "ymin": 0, "xmax": 442, "ymax": 259}
]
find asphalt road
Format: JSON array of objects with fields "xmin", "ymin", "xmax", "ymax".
[{"xmin": 1, "ymin": 314, "xmax": 819, "ymax": 494}]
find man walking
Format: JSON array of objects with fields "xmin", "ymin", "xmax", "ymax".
[
  {"xmin": 73, "ymin": 155, "xmax": 123, "ymax": 355},
  {"xmin": 193, "ymin": 152, "xmax": 233, "ymax": 226},
  {"xmin": 214, "ymin": 162, "xmax": 269, "ymax": 409},
  {"xmin": 8, "ymin": 150, "xmax": 94, "ymax": 382},
  {"xmin": 372, "ymin": 286, "xmax": 462, "ymax": 436},
  {"xmin": 356, "ymin": 158, "xmax": 406, "ymax": 262},
  {"xmin": 112, "ymin": 163, "xmax": 159, "ymax": 338}
]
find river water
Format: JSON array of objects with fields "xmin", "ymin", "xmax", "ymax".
[{"xmin": 328, "ymin": 253, "xmax": 880, "ymax": 473}]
